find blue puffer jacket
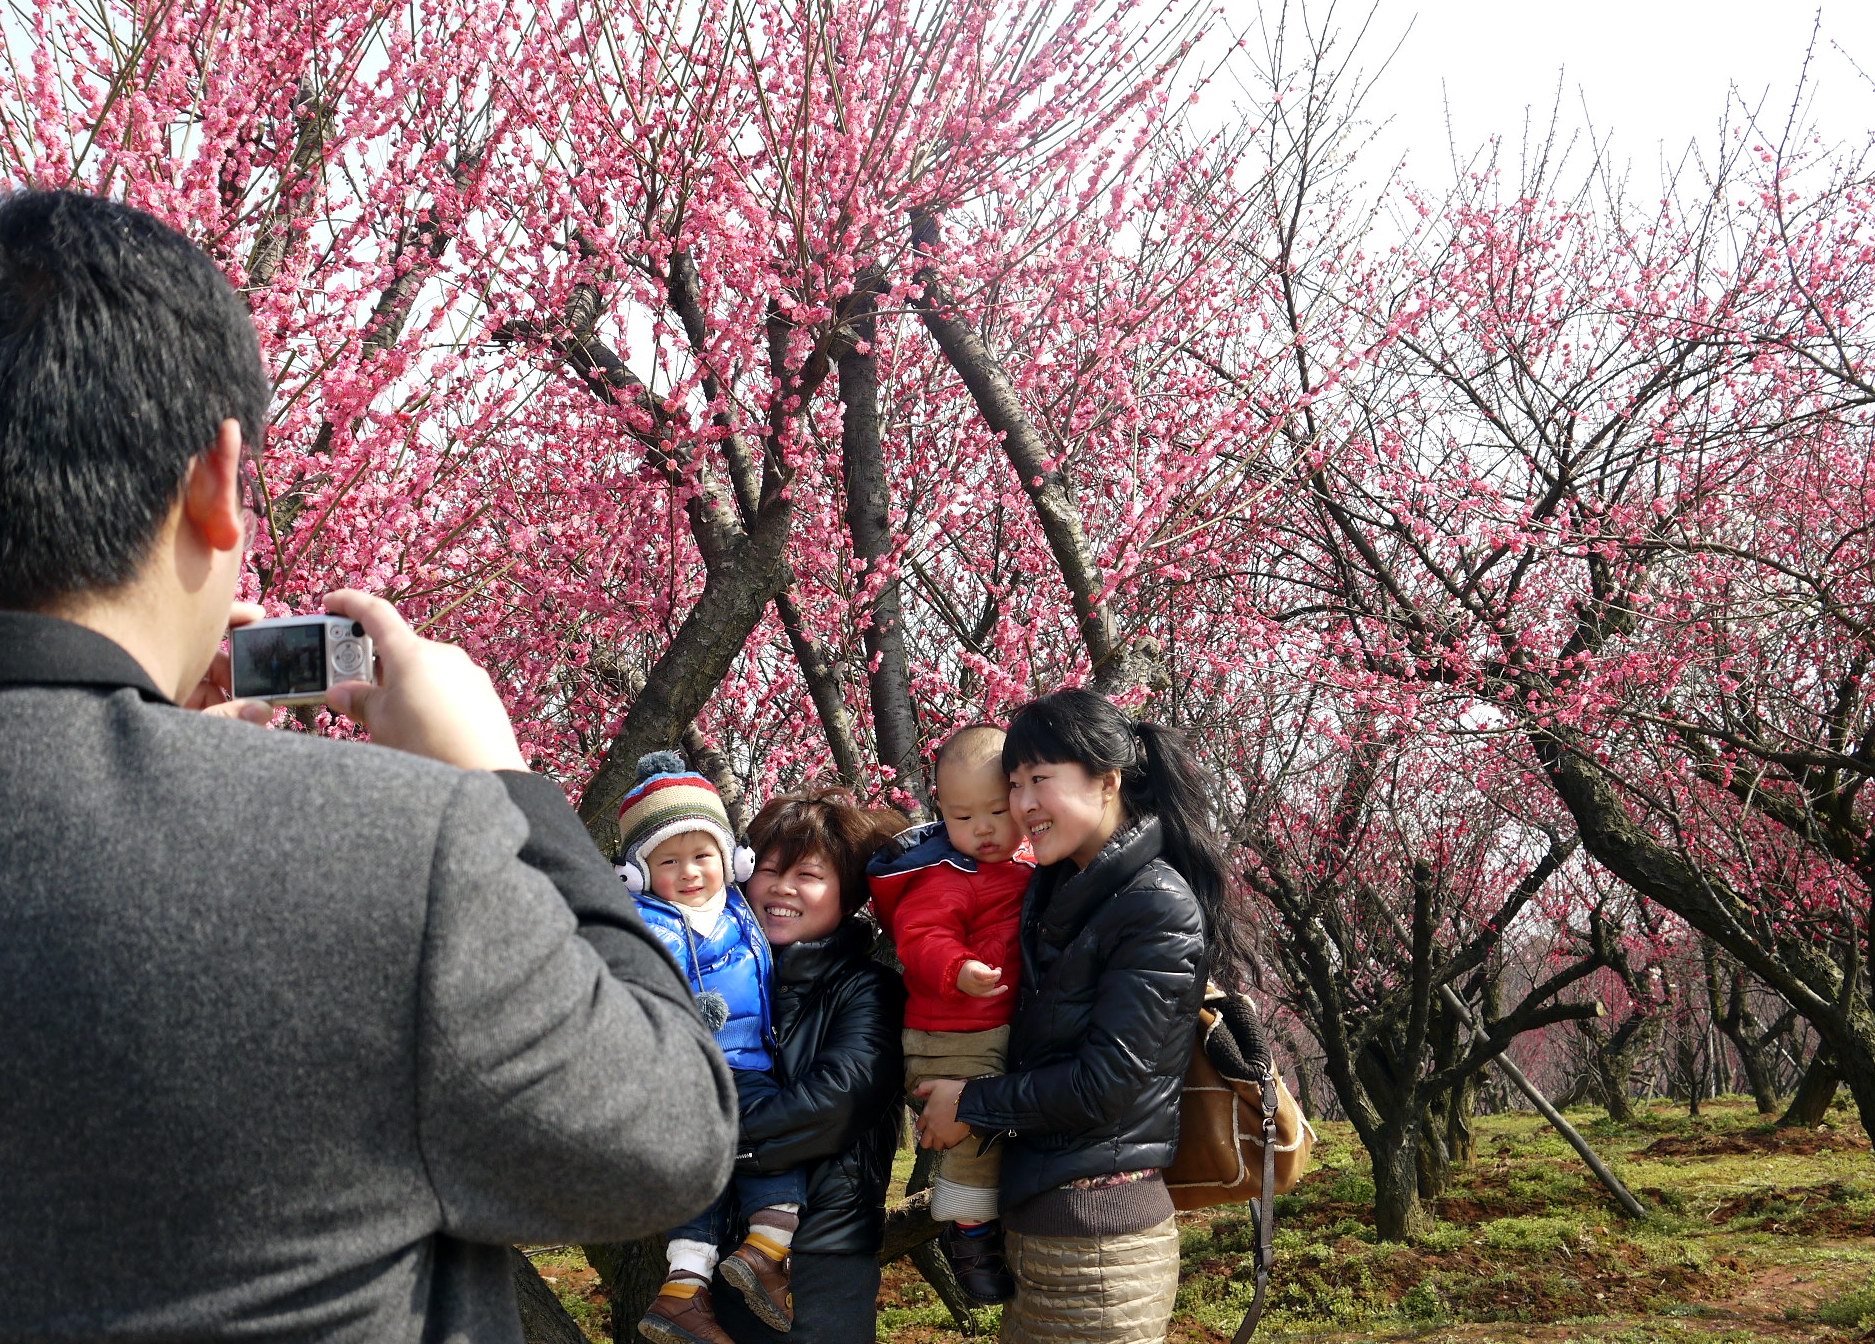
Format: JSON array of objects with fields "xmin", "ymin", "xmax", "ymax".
[{"xmin": 633, "ymin": 887, "xmax": 775, "ymax": 1073}]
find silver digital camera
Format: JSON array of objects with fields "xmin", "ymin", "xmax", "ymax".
[{"xmin": 227, "ymin": 615, "xmax": 375, "ymax": 706}]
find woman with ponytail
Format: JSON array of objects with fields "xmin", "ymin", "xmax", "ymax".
[{"xmin": 914, "ymin": 688, "xmax": 1243, "ymax": 1344}]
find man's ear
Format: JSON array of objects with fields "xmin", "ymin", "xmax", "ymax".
[{"xmin": 182, "ymin": 419, "xmax": 245, "ymax": 552}]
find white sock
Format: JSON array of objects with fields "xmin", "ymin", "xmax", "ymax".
[{"xmin": 667, "ymin": 1238, "xmax": 719, "ymax": 1281}]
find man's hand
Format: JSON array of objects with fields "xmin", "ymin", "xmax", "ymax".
[
  {"xmin": 912, "ymin": 1079, "xmax": 972, "ymax": 1151},
  {"xmin": 322, "ymin": 589, "xmax": 528, "ymax": 772},
  {"xmin": 184, "ymin": 601, "xmax": 273, "ymax": 725},
  {"xmin": 956, "ymin": 959, "xmax": 1007, "ymax": 998}
]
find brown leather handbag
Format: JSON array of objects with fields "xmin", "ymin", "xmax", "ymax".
[{"xmin": 1165, "ymin": 986, "xmax": 1316, "ymax": 1342}]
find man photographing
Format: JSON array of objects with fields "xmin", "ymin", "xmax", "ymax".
[{"xmin": 0, "ymin": 190, "xmax": 737, "ymax": 1339}]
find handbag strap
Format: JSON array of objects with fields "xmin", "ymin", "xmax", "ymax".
[{"xmin": 1230, "ymin": 1073, "xmax": 1282, "ymax": 1344}]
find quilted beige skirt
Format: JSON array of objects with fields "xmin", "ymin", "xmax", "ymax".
[{"xmin": 998, "ymin": 1216, "xmax": 1180, "ymax": 1343}]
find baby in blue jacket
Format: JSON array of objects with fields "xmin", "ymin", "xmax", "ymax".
[{"xmin": 617, "ymin": 752, "xmax": 799, "ymax": 1343}]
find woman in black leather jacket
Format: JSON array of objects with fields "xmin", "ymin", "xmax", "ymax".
[
  {"xmin": 711, "ymin": 792, "xmax": 907, "ymax": 1344},
  {"xmin": 916, "ymin": 690, "xmax": 1246, "ymax": 1344}
]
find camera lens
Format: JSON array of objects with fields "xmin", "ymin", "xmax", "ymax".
[{"xmin": 351, "ymin": 621, "xmax": 366, "ymax": 638}]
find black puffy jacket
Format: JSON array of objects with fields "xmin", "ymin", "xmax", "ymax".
[
  {"xmin": 736, "ymin": 918, "xmax": 905, "ymax": 1254},
  {"xmin": 955, "ymin": 817, "xmax": 1206, "ymax": 1212}
]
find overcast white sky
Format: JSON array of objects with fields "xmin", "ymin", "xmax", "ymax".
[{"xmin": 1332, "ymin": 1, "xmax": 1875, "ymax": 181}]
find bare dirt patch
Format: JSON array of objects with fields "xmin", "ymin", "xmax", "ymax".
[
  {"xmin": 1381, "ymin": 1239, "xmax": 1731, "ymax": 1321},
  {"xmin": 1278, "ymin": 1197, "xmax": 1373, "ymax": 1231},
  {"xmin": 533, "ymin": 1261, "xmax": 602, "ymax": 1300},
  {"xmin": 1642, "ymin": 1125, "xmax": 1870, "ymax": 1159},
  {"xmin": 1707, "ymin": 1182, "xmax": 1872, "ymax": 1236},
  {"xmin": 1433, "ymin": 1191, "xmax": 1565, "ymax": 1223}
]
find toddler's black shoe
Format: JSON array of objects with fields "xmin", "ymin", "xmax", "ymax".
[{"xmin": 940, "ymin": 1220, "xmax": 1015, "ymax": 1305}]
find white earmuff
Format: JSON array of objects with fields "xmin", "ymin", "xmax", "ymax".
[
  {"xmin": 731, "ymin": 845, "xmax": 756, "ymax": 884},
  {"xmin": 618, "ymin": 862, "xmax": 646, "ymax": 894}
]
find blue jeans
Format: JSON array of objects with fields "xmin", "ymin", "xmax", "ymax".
[
  {"xmin": 668, "ymin": 1165, "xmax": 806, "ymax": 1244},
  {"xmin": 669, "ymin": 1068, "xmax": 805, "ymax": 1244}
]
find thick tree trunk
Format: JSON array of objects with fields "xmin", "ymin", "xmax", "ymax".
[
  {"xmin": 583, "ymin": 1237, "xmax": 667, "ymax": 1344},
  {"xmin": 681, "ymin": 724, "xmax": 748, "ymax": 836},
  {"xmin": 512, "ymin": 268, "xmax": 800, "ymax": 850},
  {"xmin": 1737, "ymin": 1046, "xmax": 1783, "ymax": 1115},
  {"xmin": 1371, "ymin": 1118, "xmax": 1432, "ymax": 1241},
  {"xmin": 1839, "ymin": 1032, "xmax": 1875, "ymax": 1133},
  {"xmin": 512, "ymin": 1249, "xmax": 591, "ymax": 1344},
  {"xmin": 1779, "ymin": 1048, "xmax": 1839, "ymax": 1127},
  {"xmin": 1580, "ymin": 983, "xmax": 1663, "ymax": 1125},
  {"xmin": 1600, "ymin": 1077, "xmax": 1637, "ymax": 1124},
  {"xmin": 1420, "ymin": 1002, "xmax": 1477, "ymax": 1198},
  {"xmin": 1704, "ymin": 943, "xmax": 1792, "ymax": 1115},
  {"xmin": 578, "ymin": 514, "xmax": 792, "ymax": 839},
  {"xmin": 1722, "ymin": 1014, "xmax": 1786, "ymax": 1116},
  {"xmin": 878, "ymin": 1189, "xmax": 941, "ymax": 1264},
  {"xmin": 1444, "ymin": 1070, "xmax": 1478, "ymax": 1168},
  {"xmin": 840, "ymin": 282, "xmax": 926, "ymax": 814},
  {"xmin": 1415, "ymin": 1107, "xmax": 1451, "ymax": 1202},
  {"xmin": 1587, "ymin": 1023, "xmax": 1640, "ymax": 1124}
]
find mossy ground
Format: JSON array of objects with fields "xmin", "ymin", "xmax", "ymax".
[
  {"xmin": 525, "ymin": 1246, "xmax": 610, "ymax": 1335},
  {"xmin": 536, "ymin": 1094, "xmax": 1874, "ymax": 1343}
]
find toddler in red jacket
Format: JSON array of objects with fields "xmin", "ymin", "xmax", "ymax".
[{"xmin": 867, "ymin": 724, "xmax": 1033, "ymax": 1304}]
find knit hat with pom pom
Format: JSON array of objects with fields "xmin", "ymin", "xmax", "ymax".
[{"xmin": 614, "ymin": 750, "xmax": 755, "ymax": 895}]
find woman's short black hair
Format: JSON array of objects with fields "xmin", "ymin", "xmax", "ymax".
[
  {"xmin": 0, "ymin": 189, "xmax": 271, "ymax": 610},
  {"xmin": 747, "ymin": 789, "xmax": 910, "ymax": 915}
]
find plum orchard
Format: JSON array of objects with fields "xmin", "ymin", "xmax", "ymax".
[{"xmin": 9, "ymin": 0, "xmax": 1872, "ymax": 1245}]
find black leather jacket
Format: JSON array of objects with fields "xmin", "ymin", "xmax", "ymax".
[
  {"xmin": 736, "ymin": 919, "xmax": 905, "ymax": 1254},
  {"xmin": 955, "ymin": 818, "xmax": 1206, "ymax": 1212}
]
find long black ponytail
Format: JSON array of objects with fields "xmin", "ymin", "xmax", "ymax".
[{"xmin": 1003, "ymin": 687, "xmax": 1249, "ymax": 988}]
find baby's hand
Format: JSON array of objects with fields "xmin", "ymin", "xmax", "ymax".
[{"xmin": 957, "ymin": 960, "xmax": 1007, "ymax": 997}]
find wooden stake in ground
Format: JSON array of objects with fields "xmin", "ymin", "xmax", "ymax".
[{"xmin": 1433, "ymin": 978, "xmax": 1650, "ymax": 1220}]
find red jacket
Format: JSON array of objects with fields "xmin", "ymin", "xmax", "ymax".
[{"xmin": 868, "ymin": 822, "xmax": 1035, "ymax": 1032}]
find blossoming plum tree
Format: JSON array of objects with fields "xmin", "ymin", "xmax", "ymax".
[
  {"xmin": 1233, "ymin": 60, "xmax": 1875, "ymax": 1135},
  {"xmin": 12, "ymin": 0, "xmax": 1874, "ymax": 1288}
]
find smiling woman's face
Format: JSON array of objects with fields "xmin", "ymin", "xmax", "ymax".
[
  {"xmin": 747, "ymin": 848, "xmax": 844, "ymax": 946},
  {"xmin": 1008, "ymin": 758, "xmax": 1122, "ymax": 869}
]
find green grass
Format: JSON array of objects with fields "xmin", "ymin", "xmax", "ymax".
[
  {"xmin": 1813, "ymin": 1272, "xmax": 1875, "ymax": 1329},
  {"xmin": 533, "ymin": 1094, "xmax": 1873, "ymax": 1342},
  {"xmin": 1166, "ymin": 1093, "xmax": 1872, "ymax": 1344}
]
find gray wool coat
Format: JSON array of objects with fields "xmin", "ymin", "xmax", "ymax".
[{"xmin": 0, "ymin": 612, "xmax": 738, "ymax": 1342}]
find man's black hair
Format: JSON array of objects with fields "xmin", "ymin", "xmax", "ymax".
[{"xmin": 0, "ymin": 189, "xmax": 270, "ymax": 610}]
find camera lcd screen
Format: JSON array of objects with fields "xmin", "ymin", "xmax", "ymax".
[{"xmin": 229, "ymin": 624, "xmax": 326, "ymax": 699}]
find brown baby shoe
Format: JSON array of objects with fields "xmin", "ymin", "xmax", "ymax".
[
  {"xmin": 636, "ymin": 1276, "xmax": 735, "ymax": 1344},
  {"xmin": 718, "ymin": 1229, "xmax": 794, "ymax": 1332}
]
